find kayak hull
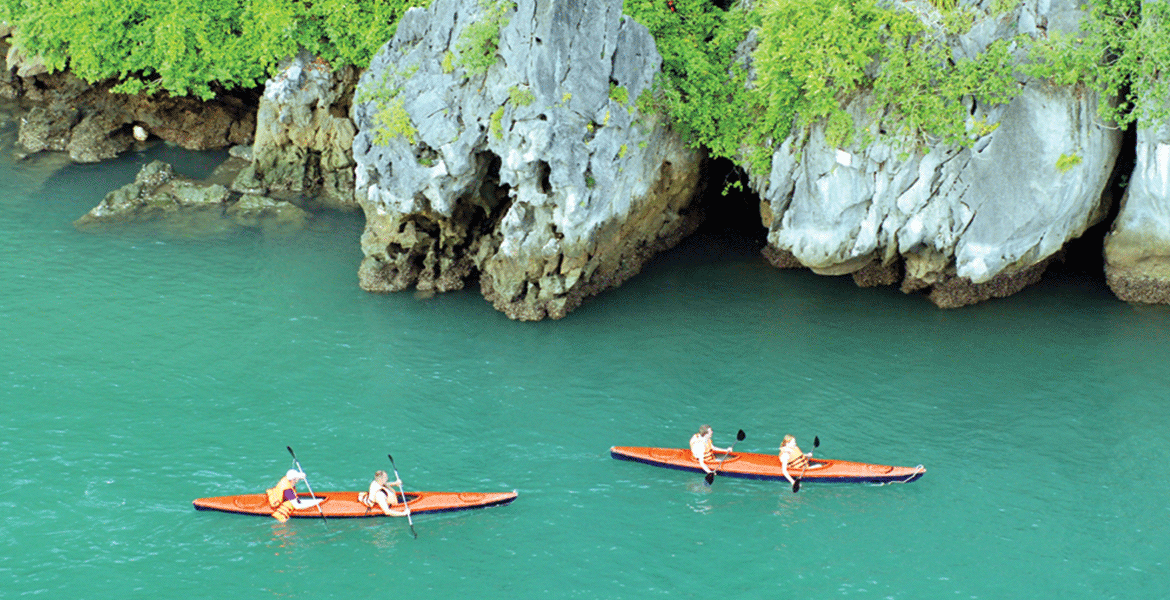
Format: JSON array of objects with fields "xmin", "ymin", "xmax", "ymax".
[
  {"xmin": 610, "ymin": 446, "xmax": 925, "ymax": 484},
  {"xmin": 193, "ymin": 490, "xmax": 518, "ymax": 518}
]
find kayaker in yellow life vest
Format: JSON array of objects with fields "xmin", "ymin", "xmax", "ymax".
[
  {"xmin": 359, "ymin": 470, "xmax": 408, "ymax": 516},
  {"xmin": 779, "ymin": 435, "xmax": 812, "ymax": 485},
  {"xmin": 266, "ymin": 469, "xmax": 306, "ymax": 523},
  {"xmin": 689, "ymin": 424, "xmax": 732, "ymax": 474}
]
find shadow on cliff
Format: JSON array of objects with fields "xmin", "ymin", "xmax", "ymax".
[
  {"xmin": 663, "ymin": 157, "xmax": 768, "ymax": 263},
  {"xmin": 646, "ymin": 141, "xmax": 1135, "ymax": 306},
  {"xmin": 1039, "ymin": 123, "xmax": 1136, "ymax": 298}
]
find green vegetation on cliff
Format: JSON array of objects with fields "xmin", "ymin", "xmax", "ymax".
[
  {"xmin": 0, "ymin": 0, "xmax": 429, "ymax": 99},
  {"xmin": 624, "ymin": 0, "xmax": 1021, "ymax": 171},
  {"xmin": 4, "ymin": 0, "xmax": 1168, "ymax": 168},
  {"xmin": 625, "ymin": 0, "xmax": 1170, "ymax": 173},
  {"xmin": 1024, "ymin": 0, "xmax": 1170, "ymax": 127},
  {"xmin": 455, "ymin": 0, "xmax": 515, "ymax": 76}
]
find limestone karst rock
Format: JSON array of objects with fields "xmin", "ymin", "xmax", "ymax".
[
  {"xmin": 351, "ymin": 0, "xmax": 704, "ymax": 320},
  {"xmin": 1106, "ymin": 126, "xmax": 1170, "ymax": 304},
  {"xmin": 232, "ymin": 51, "xmax": 359, "ymax": 211},
  {"xmin": 746, "ymin": 0, "xmax": 1122, "ymax": 307}
]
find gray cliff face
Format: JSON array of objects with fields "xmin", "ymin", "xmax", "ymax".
[
  {"xmin": 232, "ymin": 51, "xmax": 359, "ymax": 211},
  {"xmin": 1105, "ymin": 126, "xmax": 1170, "ymax": 303},
  {"xmin": 750, "ymin": 0, "xmax": 1122, "ymax": 307},
  {"xmin": 352, "ymin": 0, "xmax": 703, "ymax": 320}
]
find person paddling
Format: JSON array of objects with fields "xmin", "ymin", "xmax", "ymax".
[
  {"xmin": 359, "ymin": 470, "xmax": 408, "ymax": 516},
  {"xmin": 779, "ymin": 435, "xmax": 813, "ymax": 485},
  {"xmin": 266, "ymin": 468, "xmax": 306, "ymax": 523},
  {"xmin": 690, "ymin": 424, "xmax": 732, "ymax": 474}
]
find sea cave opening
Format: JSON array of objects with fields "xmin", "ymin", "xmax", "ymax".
[
  {"xmin": 1042, "ymin": 122, "xmax": 1136, "ymax": 292},
  {"xmin": 687, "ymin": 156, "xmax": 769, "ymax": 259}
]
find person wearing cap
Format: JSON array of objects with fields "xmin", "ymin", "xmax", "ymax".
[
  {"xmin": 689, "ymin": 424, "xmax": 732, "ymax": 474},
  {"xmin": 359, "ymin": 470, "xmax": 408, "ymax": 517},
  {"xmin": 779, "ymin": 435, "xmax": 812, "ymax": 485},
  {"xmin": 266, "ymin": 469, "xmax": 306, "ymax": 523}
]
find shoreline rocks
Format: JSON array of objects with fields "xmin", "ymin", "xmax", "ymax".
[
  {"xmin": 3, "ymin": 29, "xmax": 257, "ymax": 162},
  {"xmin": 9, "ymin": 3, "xmax": 1170, "ymax": 316}
]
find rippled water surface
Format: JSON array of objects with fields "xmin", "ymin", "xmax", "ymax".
[{"xmin": 3, "ymin": 138, "xmax": 1169, "ymax": 599}]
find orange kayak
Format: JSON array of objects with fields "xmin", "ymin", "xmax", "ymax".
[
  {"xmin": 193, "ymin": 490, "xmax": 518, "ymax": 518},
  {"xmin": 610, "ymin": 446, "xmax": 925, "ymax": 485}
]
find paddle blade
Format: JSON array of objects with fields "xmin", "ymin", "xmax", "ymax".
[
  {"xmin": 736, "ymin": 429, "xmax": 746, "ymax": 441},
  {"xmin": 287, "ymin": 446, "xmax": 296, "ymax": 458},
  {"xmin": 704, "ymin": 472, "xmax": 715, "ymax": 485},
  {"xmin": 792, "ymin": 480, "xmax": 801, "ymax": 493},
  {"xmin": 813, "ymin": 436, "xmax": 820, "ymax": 448}
]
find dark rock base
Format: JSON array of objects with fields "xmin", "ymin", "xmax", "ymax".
[{"xmin": 1106, "ymin": 271, "xmax": 1170, "ymax": 304}]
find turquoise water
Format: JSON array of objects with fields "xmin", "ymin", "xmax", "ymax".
[{"xmin": 3, "ymin": 132, "xmax": 1170, "ymax": 598}]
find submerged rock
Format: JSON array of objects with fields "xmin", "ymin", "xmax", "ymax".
[
  {"xmin": 227, "ymin": 193, "xmax": 310, "ymax": 230},
  {"xmin": 75, "ymin": 161, "xmax": 230, "ymax": 226},
  {"xmin": 747, "ymin": 0, "xmax": 1121, "ymax": 307},
  {"xmin": 76, "ymin": 160, "xmax": 307, "ymax": 232},
  {"xmin": 353, "ymin": 0, "xmax": 703, "ymax": 320}
]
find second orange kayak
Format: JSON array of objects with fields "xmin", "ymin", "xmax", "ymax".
[{"xmin": 610, "ymin": 446, "xmax": 925, "ymax": 484}]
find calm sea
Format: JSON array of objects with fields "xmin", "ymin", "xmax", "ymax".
[{"xmin": 3, "ymin": 117, "xmax": 1168, "ymax": 598}]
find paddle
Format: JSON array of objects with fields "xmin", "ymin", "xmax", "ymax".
[
  {"xmin": 286, "ymin": 446, "xmax": 327, "ymax": 524},
  {"xmin": 387, "ymin": 454, "xmax": 417, "ymax": 539},
  {"xmin": 791, "ymin": 436, "xmax": 820, "ymax": 493},
  {"xmin": 704, "ymin": 429, "xmax": 746, "ymax": 485}
]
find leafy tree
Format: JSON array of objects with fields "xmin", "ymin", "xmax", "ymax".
[
  {"xmin": 1025, "ymin": 0, "xmax": 1170, "ymax": 128},
  {"xmin": 624, "ymin": 0, "xmax": 1170, "ymax": 174},
  {"xmin": 1, "ymin": 0, "xmax": 429, "ymax": 99}
]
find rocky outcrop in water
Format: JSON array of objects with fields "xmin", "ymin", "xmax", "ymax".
[
  {"xmin": 1105, "ymin": 125, "xmax": 1170, "ymax": 303},
  {"xmin": 76, "ymin": 160, "xmax": 308, "ymax": 230},
  {"xmin": 351, "ymin": 0, "xmax": 704, "ymax": 320},
  {"xmin": 745, "ymin": 0, "xmax": 1122, "ymax": 307},
  {"xmin": 231, "ymin": 51, "xmax": 359, "ymax": 211}
]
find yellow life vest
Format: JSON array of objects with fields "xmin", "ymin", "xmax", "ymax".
[
  {"xmin": 780, "ymin": 446, "xmax": 808, "ymax": 471},
  {"xmin": 266, "ymin": 476, "xmax": 296, "ymax": 508},
  {"xmin": 690, "ymin": 434, "xmax": 715, "ymax": 462}
]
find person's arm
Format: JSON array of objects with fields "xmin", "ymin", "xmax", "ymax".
[
  {"xmin": 781, "ymin": 453, "xmax": 795, "ymax": 485},
  {"xmin": 374, "ymin": 491, "xmax": 408, "ymax": 516}
]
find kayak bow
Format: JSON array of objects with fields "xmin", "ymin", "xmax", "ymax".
[{"xmin": 610, "ymin": 446, "xmax": 925, "ymax": 485}]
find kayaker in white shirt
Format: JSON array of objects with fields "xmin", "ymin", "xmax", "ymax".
[
  {"xmin": 360, "ymin": 469, "xmax": 408, "ymax": 516},
  {"xmin": 779, "ymin": 435, "xmax": 812, "ymax": 484},
  {"xmin": 690, "ymin": 424, "xmax": 731, "ymax": 474}
]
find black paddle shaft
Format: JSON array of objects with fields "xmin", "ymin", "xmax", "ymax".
[
  {"xmin": 286, "ymin": 446, "xmax": 328, "ymax": 523},
  {"xmin": 704, "ymin": 429, "xmax": 746, "ymax": 485},
  {"xmin": 791, "ymin": 436, "xmax": 821, "ymax": 493},
  {"xmin": 387, "ymin": 454, "xmax": 417, "ymax": 539}
]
